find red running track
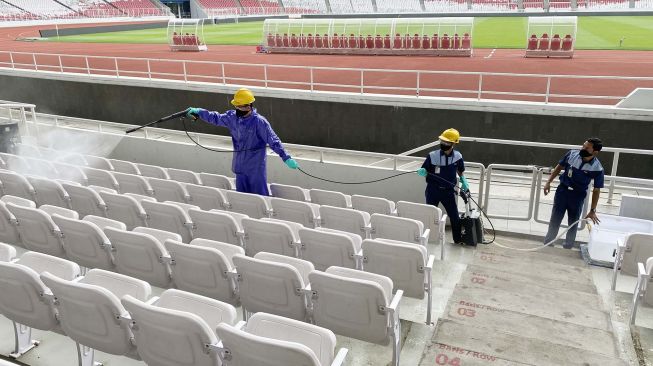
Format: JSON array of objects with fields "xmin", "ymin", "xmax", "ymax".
[{"xmin": 2, "ymin": 22, "xmax": 653, "ymax": 105}]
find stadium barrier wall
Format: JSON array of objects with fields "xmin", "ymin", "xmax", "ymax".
[
  {"xmin": 0, "ymin": 72, "xmax": 652, "ymax": 179},
  {"xmin": 39, "ymin": 21, "xmax": 169, "ymax": 38}
]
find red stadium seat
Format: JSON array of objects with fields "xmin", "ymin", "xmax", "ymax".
[
  {"xmin": 453, "ymin": 33, "xmax": 461, "ymax": 49},
  {"xmin": 422, "ymin": 35, "xmax": 430, "ymax": 49},
  {"xmin": 349, "ymin": 34, "xmax": 357, "ymax": 48},
  {"xmin": 359, "ymin": 35, "xmax": 366, "ymax": 48},
  {"xmin": 412, "ymin": 34, "xmax": 421, "ymax": 49},
  {"xmin": 315, "ymin": 34, "xmax": 323, "ymax": 48},
  {"xmin": 366, "ymin": 35, "xmax": 374, "ymax": 49},
  {"xmin": 282, "ymin": 33, "xmax": 289, "ymax": 47},
  {"xmin": 332, "ymin": 33, "xmax": 340, "ymax": 48},
  {"xmin": 527, "ymin": 34, "xmax": 537, "ymax": 50},
  {"xmin": 383, "ymin": 34, "xmax": 391, "ymax": 49},
  {"xmin": 431, "ymin": 34, "xmax": 439, "ymax": 49},
  {"xmin": 306, "ymin": 33, "xmax": 314, "ymax": 48},
  {"xmin": 561, "ymin": 34, "xmax": 573, "ymax": 51},
  {"xmin": 290, "ymin": 33, "xmax": 298, "ymax": 48},
  {"xmin": 404, "ymin": 34, "xmax": 411, "ymax": 48},
  {"xmin": 374, "ymin": 35, "xmax": 383, "ymax": 49},
  {"xmin": 323, "ymin": 34, "xmax": 329, "ymax": 48},
  {"xmin": 275, "ymin": 34, "xmax": 283, "ymax": 47},
  {"xmin": 550, "ymin": 34, "xmax": 561, "ymax": 51},
  {"xmin": 266, "ymin": 33, "xmax": 274, "ymax": 47},
  {"xmin": 538, "ymin": 33, "xmax": 549, "ymax": 50},
  {"xmin": 394, "ymin": 33, "xmax": 402, "ymax": 49},
  {"xmin": 441, "ymin": 34, "xmax": 450, "ymax": 49},
  {"xmin": 462, "ymin": 33, "xmax": 471, "ymax": 49}
]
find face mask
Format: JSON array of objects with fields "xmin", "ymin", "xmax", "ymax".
[
  {"xmin": 579, "ymin": 149, "xmax": 592, "ymax": 158},
  {"xmin": 235, "ymin": 108, "xmax": 249, "ymax": 117},
  {"xmin": 440, "ymin": 143, "xmax": 453, "ymax": 151}
]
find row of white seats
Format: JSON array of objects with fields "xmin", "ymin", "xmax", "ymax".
[
  {"xmin": 0, "ymin": 165, "xmax": 444, "ymax": 262},
  {"xmin": 0, "ymin": 245, "xmax": 349, "ymax": 366},
  {"xmin": 0, "ymin": 193, "xmax": 435, "ymax": 324}
]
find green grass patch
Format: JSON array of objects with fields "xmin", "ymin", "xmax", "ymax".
[{"xmin": 45, "ymin": 16, "xmax": 653, "ymax": 50}]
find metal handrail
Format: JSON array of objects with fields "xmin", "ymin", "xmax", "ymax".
[{"xmin": 3, "ymin": 50, "xmax": 653, "ymax": 105}]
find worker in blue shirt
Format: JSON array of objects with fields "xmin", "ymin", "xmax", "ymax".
[
  {"xmin": 543, "ymin": 138, "xmax": 604, "ymax": 249},
  {"xmin": 186, "ymin": 88, "xmax": 298, "ymax": 196},
  {"xmin": 417, "ymin": 128, "xmax": 470, "ymax": 245}
]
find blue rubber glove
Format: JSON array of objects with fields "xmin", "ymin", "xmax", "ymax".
[
  {"xmin": 460, "ymin": 176, "xmax": 470, "ymax": 191},
  {"xmin": 417, "ymin": 168, "xmax": 427, "ymax": 177},
  {"xmin": 285, "ymin": 158, "xmax": 299, "ymax": 169},
  {"xmin": 186, "ymin": 107, "xmax": 201, "ymax": 119}
]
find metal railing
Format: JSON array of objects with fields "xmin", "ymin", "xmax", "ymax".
[{"xmin": 3, "ymin": 51, "xmax": 653, "ymax": 105}]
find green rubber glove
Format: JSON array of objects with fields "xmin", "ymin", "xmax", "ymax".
[
  {"xmin": 285, "ymin": 158, "xmax": 299, "ymax": 169},
  {"xmin": 460, "ymin": 176, "xmax": 470, "ymax": 191},
  {"xmin": 417, "ymin": 168, "xmax": 427, "ymax": 177},
  {"xmin": 186, "ymin": 107, "xmax": 201, "ymax": 119}
]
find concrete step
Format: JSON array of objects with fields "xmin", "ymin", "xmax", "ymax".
[
  {"xmin": 444, "ymin": 293, "xmax": 619, "ymax": 357},
  {"xmin": 428, "ymin": 319, "xmax": 627, "ymax": 366},
  {"xmin": 449, "ymin": 284, "xmax": 612, "ymax": 331},
  {"xmin": 457, "ymin": 270, "xmax": 603, "ymax": 308},
  {"xmin": 465, "ymin": 264, "xmax": 597, "ymax": 294},
  {"xmin": 479, "ymin": 241, "xmax": 587, "ymax": 267},
  {"xmin": 470, "ymin": 250, "xmax": 594, "ymax": 285}
]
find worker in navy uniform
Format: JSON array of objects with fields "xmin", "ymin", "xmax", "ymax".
[
  {"xmin": 417, "ymin": 128, "xmax": 470, "ymax": 245},
  {"xmin": 543, "ymin": 138, "xmax": 604, "ymax": 249}
]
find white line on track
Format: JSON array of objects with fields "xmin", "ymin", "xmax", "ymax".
[{"xmin": 484, "ymin": 48, "xmax": 497, "ymax": 59}]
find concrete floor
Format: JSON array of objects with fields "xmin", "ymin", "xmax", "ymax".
[{"xmin": 0, "ymin": 233, "xmax": 648, "ymax": 366}]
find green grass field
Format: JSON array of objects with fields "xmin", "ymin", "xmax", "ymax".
[{"xmin": 45, "ymin": 16, "xmax": 653, "ymax": 50}]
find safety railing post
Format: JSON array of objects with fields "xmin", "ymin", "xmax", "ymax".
[
  {"xmin": 310, "ymin": 68, "xmax": 314, "ymax": 92},
  {"xmin": 416, "ymin": 71, "xmax": 420, "ymax": 97},
  {"xmin": 32, "ymin": 53, "xmax": 37, "ymax": 71},
  {"xmin": 58, "ymin": 55, "xmax": 63, "ymax": 73},
  {"xmin": 9, "ymin": 52, "xmax": 14, "ymax": 69},
  {"xmin": 221, "ymin": 63, "xmax": 226, "ymax": 85},
  {"xmin": 115, "ymin": 58, "xmax": 119, "ymax": 78},
  {"xmin": 477, "ymin": 74, "xmax": 483, "ymax": 100},
  {"xmin": 147, "ymin": 59, "xmax": 152, "ymax": 80},
  {"xmin": 608, "ymin": 151, "xmax": 620, "ymax": 204},
  {"xmin": 545, "ymin": 76, "xmax": 551, "ymax": 103},
  {"xmin": 264, "ymin": 64, "xmax": 268, "ymax": 88},
  {"xmin": 360, "ymin": 70, "xmax": 364, "ymax": 94},
  {"xmin": 183, "ymin": 61, "xmax": 187, "ymax": 82},
  {"xmin": 85, "ymin": 57, "xmax": 90, "ymax": 76}
]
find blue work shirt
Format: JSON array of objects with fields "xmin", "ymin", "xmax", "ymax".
[
  {"xmin": 558, "ymin": 150, "xmax": 605, "ymax": 191},
  {"xmin": 198, "ymin": 108, "xmax": 290, "ymax": 175},
  {"xmin": 421, "ymin": 149, "xmax": 465, "ymax": 189}
]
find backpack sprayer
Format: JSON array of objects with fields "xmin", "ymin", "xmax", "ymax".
[{"xmin": 125, "ymin": 111, "xmax": 590, "ymax": 252}]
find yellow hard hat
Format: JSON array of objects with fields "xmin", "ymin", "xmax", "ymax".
[
  {"xmin": 231, "ymin": 88, "xmax": 255, "ymax": 106},
  {"xmin": 439, "ymin": 128, "xmax": 460, "ymax": 144}
]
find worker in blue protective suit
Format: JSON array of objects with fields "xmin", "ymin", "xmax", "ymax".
[
  {"xmin": 416, "ymin": 128, "xmax": 470, "ymax": 245},
  {"xmin": 186, "ymin": 88, "xmax": 298, "ymax": 196},
  {"xmin": 543, "ymin": 138, "xmax": 604, "ymax": 249}
]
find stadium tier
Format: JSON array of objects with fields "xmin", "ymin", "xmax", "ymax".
[{"xmin": 0, "ymin": 0, "xmax": 169, "ymax": 20}]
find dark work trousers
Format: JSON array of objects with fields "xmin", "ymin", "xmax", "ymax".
[
  {"xmin": 426, "ymin": 184, "xmax": 462, "ymax": 243},
  {"xmin": 544, "ymin": 185, "xmax": 586, "ymax": 248}
]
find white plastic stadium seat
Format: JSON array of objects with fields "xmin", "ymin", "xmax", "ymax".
[
  {"xmin": 189, "ymin": 208, "xmax": 245, "ymax": 246},
  {"xmin": 138, "ymin": 163, "xmax": 170, "ymax": 179},
  {"xmin": 396, "ymin": 201, "xmax": 447, "ymax": 259},
  {"xmin": 587, "ymin": 214, "xmax": 653, "ymax": 265},
  {"xmin": 113, "ymin": 172, "xmax": 154, "ymax": 197},
  {"xmin": 61, "ymin": 182, "xmax": 107, "ymax": 217},
  {"xmin": 186, "ymin": 184, "xmax": 229, "ymax": 211},
  {"xmin": 168, "ymin": 168, "xmax": 202, "ymax": 184},
  {"xmin": 109, "ymin": 159, "xmax": 141, "ymax": 175},
  {"xmin": 83, "ymin": 167, "xmax": 119, "ymax": 191},
  {"xmin": 41, "ymin": 269, "xmax": 150, "ymax": 366},
  {"xmin": 84, "ymin": 155, "xmax": 114, "ymax": 171},
  {"xmin": 104, "ymin": 227, "xmax": 173, "ymax": 287},
  {"xmin": 99, "ymin": 191, "xmax": 148, "ymax": 230},
  {"xmin": 0, "ymin": 200, "xmax": 21, "ymax": 244},
  {"xmin": 242, "ymin": 218, "xmax": 300, "ymax": 257},
  {"xmin": 0, "ymin": 170, "xmax": 37, "ymax": 201},
  {"xmin": 0, "ymin": 153, "xmax": 30, "ymax": 173},
  {"xmin": 216, "ymin": 312, "xmax": 348, "ymax": 366},
  {"xmin": 7, "ymin": 203, "xmax": 65, "ymax": 257},
  {"xmin": 370, "ymin": 213, "xmax": 430, "ymax": 246},
  {"xmin": 52, "ymin": 162, "xmax": 88, "ymax": 185},
  {"xmin": 165, "ymin": 239, "xmax": 243, "ymax": 304},
  {"xmin": 39, "ymin": 205, "xmax": 78, "ymax": 220},
  {"xmin": 270, "ymin": 183, "xmax": 309, "ymax": 201},
  {"xmin": 26, "ymin": 176, "xmax": 71, "ymax": 208},
  {"xmin": 310, "ymin": 189, "xmax": 351, "ymax": 208},
  {"xmin": 1, "ymin": 195, "xmax": 36, "ymax": 207},
  {"xmin": 226, "ymin": 190, "xmax": 272, "ymax": 219},
  {"xmin": 200, "ymin": 172, "xmax": 233, "ymax": 190},
  {"xmin": 0, "ymin": 242, "xmax": 16, "ymax": 261},
  {"xmin": 298, "ymin": 227, "xmax": 362, "ymax": 271},
  {"xmin": 52, "ymin": 214, "xmax": 115, "ymax": 270},
  {"xmin": 15, "ymin": 144, "xmax": 42, "ymax": 158},
  {"xmin": 612, "ymin": 233, "xmax": 653, "ymax": 290},
  {"xmin": 270, "ymin": 197, "xmax": 320, "ymax": 228},
  {"xmin": 165, "ymin": 200, "xmax": 200, "ymax": 215},
  {"xmin": 309, "ymin": 266, "xmax": 403, "ymax": 366},
  {"xmin": 362, "ymin": 238, "xmax": 435, "ymax": 324},
  {"xmin": 631, "ymin": 258, "xmax": 653, "ymax": 325},
  {"xmin": 319, "ymin": 205, "xmax": 371, "ymax": 238},
  {"xmin": 83, "ymin": 215, "xmax": 126, "ymax": 231},
  {"xmin": 233, "ymin": 252, "xmax": 313, "ymax": 321},
  {"xmin": 351, "ymin": 194, "xmax": 396, "ymax": 216},
  {"xmin": 142, "ymin": 200, "xmax": 194, "ymax": 243},
  {"xmin": 0, "ymin": 252, "xmax": 80, "ymax": 358},
  {"xmin": 23, "ymin": 158, "xmax": 59, "ymax": 179},
  {"xmin": 122, "ymin": 289, "xmax": 238, "ymax": 366},
  {"xmin": 149, "ymin": 177, "xmax": 191, "ymax": 203},
  {"xmin": 133, "ymin": 226, "xmax": 182, "ymax": 245}
]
